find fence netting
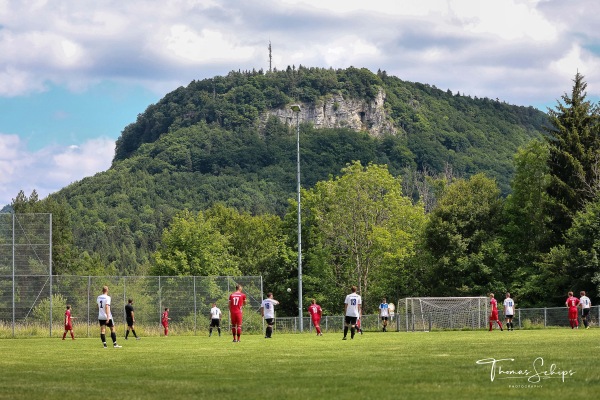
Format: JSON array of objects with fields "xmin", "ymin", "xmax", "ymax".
[{"xmin": 0, "ymin": 275, "xmax": 262, "ymax": 337}]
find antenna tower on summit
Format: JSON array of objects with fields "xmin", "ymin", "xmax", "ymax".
[{"xmin": 268, "ymin": 41, "xmax": 272, "ymax": 72}]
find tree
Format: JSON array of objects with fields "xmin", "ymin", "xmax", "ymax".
[
  {"xmin": 204, "ymin": 204, "xmax": 294, "ymax": 292},
  {"xmin": 151, "ymin": 210, "xmax": 240, "ymax": 276},
  {"xmin": 424, "ymin": 173, "xmax": 506, "ymax": 296},
  {"xmin": 501, "ymin": 140, "xmax": 553, "ymax": 303},
  {"xmin": 540, "ymin": 198, "xmax": 600, "ymax": 304},
  {"xmin": 302, "ymin": 161, "xmax": 425, "ymax": 311},
  {"xmin": 545, "ymin": 72, "xmax": 600, "ymax": 247}
]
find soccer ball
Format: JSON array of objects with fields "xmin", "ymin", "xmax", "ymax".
[{"xmin": 287, "ymin": 288, "xmax": 292, "ymax": 293}]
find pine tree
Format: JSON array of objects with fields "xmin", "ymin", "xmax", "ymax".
[{"xmin": 545, "ymin": 72, "xmax": 600, "ymax": 246}]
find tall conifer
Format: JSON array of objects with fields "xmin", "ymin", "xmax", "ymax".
[{"xmin": 545, "ymin": 72, "xmax": 600, "ymax": 246}]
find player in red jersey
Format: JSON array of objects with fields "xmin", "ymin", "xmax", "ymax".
[
  {"xmin": 229, "ymin": 284, "xmax": 247, "ymax": 342},
  {"xmin": 62, "ymin": 305, "xmax": 75, "ymax": 340},
  {"xmin": 161, "ymin": 307, "xmax": 171, "ymax": 336},
  {"xmin": 488, "ymin": 293, "xmax": 503, "ymax": 331},
  {"xmin": 566, "ymin": 291, "xmax": 580, "ymax": 329},
  {"xmin": 308, "ymin": 299, "xmax": 323, "ymax": 336}
]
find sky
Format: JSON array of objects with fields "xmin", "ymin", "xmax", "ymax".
[{"xmin": 2, "ymin": 0, "xmax": 600, "ymax": 207}]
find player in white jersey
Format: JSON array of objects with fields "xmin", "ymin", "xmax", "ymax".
[
  {"xmin": 579, "ymin": 291, "xmax": 592, "ymax": 329},
  {"xmin": 97, "ymin": 286, "xmax": 121, "ymax": 348},
  {"xmin": 343, "ymin": 286, "xmax": 362, "ymax": 340},
  {"xmin": 260, "ymin": 293, "xmax": 280, "ymax": 338},
  {"xmin": 209, "ymin": 303, "xmax": 222, "ymax": 337},
  {"xmin": 379, "ymin": 298, "xmax": 390, "ymax": 332},
  {"xmin": 503, "ymin": 293, "xmax": 515, "ymax": 331}
]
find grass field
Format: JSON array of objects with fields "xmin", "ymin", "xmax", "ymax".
[{"xmin": 0, "ymin": 329, "xmax": 598, "ymax": 399}]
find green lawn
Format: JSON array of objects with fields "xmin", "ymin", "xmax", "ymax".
[{"xmin": 0, "ymin": 329, "xmax": 598, "ymax": 399}]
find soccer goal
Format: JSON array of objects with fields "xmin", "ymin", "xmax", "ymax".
[{"xmin": 397, "ymin": 297, "xmax": 489, "ymax": 331}]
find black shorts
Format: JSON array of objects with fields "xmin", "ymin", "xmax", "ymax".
[
  {"xmin": 381, "ymin": 316, "xmax": 389, "ymax": 321},
  {"xmin": 126, "ymin": 318, "xmax": 134, "ymax": 327},
  {"xmin": 582, "ymin": 308, "xmax": 590, "ymax": 317},
  {"xmin": 345, "ymin": 316, "xmax": 358, "ymax": 325},
  {"xmin": 265, "ymin": 318, "xmax": 274, "ymax": 325},
  {"xmin": 99, "ymin": 319, "xmax": 114, "ymax": 328},
  {"xmin": 505, "ymin": 314, "xmax": 513, "ymax": 319},
  {"xmin": 210, "ymin": 318, "xmax": 220, "ymax": 327}
]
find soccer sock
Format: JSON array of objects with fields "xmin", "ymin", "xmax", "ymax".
[
  {"xmin": 111, "ymin": 332, "xmax": 117, "ymax": 344},
  {"xmin": 70, "ymin": 331, "xmax": 74, "ymax": 339},
  {"xmin": 266, "ymin": 326, "xmax": 272, "ymax": 338},
  {"xmin": 237, "ymin": 327, "xmax": 242, "ymax": 340},
  {"xmin": 217, "ymin": 328, "xmax": 221, "ymax": 335},
  {"xmin": 209, "ymin": 328, "xmax": 212, "ymax": 336},
  {"xmin": 489, "ymin": 322, "xmax": 493, "ymax": 331},
  {"xmin": 165, "ymin": 328, "xmax": 168, "ymax": 336},
  {"xmin": 63, "ymin": 332, "xmax": 67, "ymax": 339},
  {"xmin": 132, "ymin": 329, "xmax": 138, "ymax": 338},
  {"xmin": 125, "ymin": 330, "xmax": 129, "ymax": 339},
  {"xmin": 350, "ymin": 327, "xmax": 355, "ymax": 339},
  {"xmin": 343, "ymin": 326, "xmax": 348, "ymax": 338},
  {"xmin": 101, "ymin": 333, "xmax": 106, "ymax": 345},
  {"xmin": 498, "ymin": 321, "xmax": 503, "ymax": 330},
  {"xmin": 232, "ymin": 328, "xmax": 236, "ymax": 339},
  {"xmin": 316, "ymin": 327, "xmax": 321, "ymax": 334}
]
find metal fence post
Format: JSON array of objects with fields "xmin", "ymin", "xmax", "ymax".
[
  {"xmin": 49, "ymin": 213, "xmax": 53, "ymax": 338},
  {"xmin": 11, "ymin": 213, "xmax": 15, "ymax": 338},
  {"xmin": 544, "ymin": 308, "xmax": 547, "ymax": 327},
  {"xmin": 518, "ymin": 308, "xmax": 521, "ymax": 329},
  {"xmin": 159, "ymin": 276, "xmax": 162, "ymax": 326},
  {"xmin": 123, "ymin": 278, "xmax": 127, "ymax": 335},
  {"xmin": 87, "ymin": 276, "xmax": 91, "ymax": 337}
]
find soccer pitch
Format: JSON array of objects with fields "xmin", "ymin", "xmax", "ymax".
[{"xmin": 0, "ymin": 329, "xmax": 598, "ymax": 399}]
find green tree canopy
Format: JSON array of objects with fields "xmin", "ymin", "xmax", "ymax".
[
  {"xmin": 302, "ymin": 161, "xmax": 425, "ymax": 312},
  {"xmin": 424, "ymin": 174, "xmax": 506, "ymax": 296},
  {"xmin": 151, "ymin": 210, "xmax": 239, "ymax": 276}
]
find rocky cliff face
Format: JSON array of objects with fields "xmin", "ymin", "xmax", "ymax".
[{"xmin": 261, "ymin": 88, "xmax": 398, "ymax": 137}]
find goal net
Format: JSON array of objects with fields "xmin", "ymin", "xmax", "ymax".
[{"xmin": 397, "ymin": 297, "xmax": 488, "ymax": 331}]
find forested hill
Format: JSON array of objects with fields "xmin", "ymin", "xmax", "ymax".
[
  {"xmin": 114, "ymin": 66, "xmax": 547, "ymax": 190},
  {"xmin": 44, "ymin": 66, "xmax": 546, "ymax": 274}
]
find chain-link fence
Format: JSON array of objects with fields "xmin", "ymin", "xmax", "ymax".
[
  {"xmin": 396, "ymin": 305, "xmax": 600, "ymax": 331},
  {"xmin": 0, "ymin": 213, "xmax": 53, "ymax": 337},
  {"xmin": 273, "ymin": 314, "xmax": 385, "ymax": 334},
  {"xmin": 0, "ymin": 275, "xmax": 263, "ymax": 338}
]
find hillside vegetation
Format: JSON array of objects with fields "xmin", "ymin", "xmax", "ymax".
[
  {"xmin": 50, "ymin": 67, "xmax": 545, "ymax": 270},
  {"xmin": 12, "ymin": 66, "xmax": 573, "ymax": 312}
]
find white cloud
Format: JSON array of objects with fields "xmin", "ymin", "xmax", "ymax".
[
  {"xmin": 0, "ymin": 134, "xmax": 114, "ymax": 207},
  {"xmin": 0, "ymin": 0, "xmax": 599, "ymax": 105}
]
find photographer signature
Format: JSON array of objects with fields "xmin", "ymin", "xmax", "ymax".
[{"xmin": 475, "ymin": 357, "xmax": 575, "ymax": 383}]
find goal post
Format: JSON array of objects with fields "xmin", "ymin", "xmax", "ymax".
[{"xmin": 397, "ymin": 297, "xmax": 489, "ymax": 331}]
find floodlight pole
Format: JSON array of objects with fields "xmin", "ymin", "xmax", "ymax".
[{"xmin": 291, "ymin": 104, "xmax": 303, "ymax": 332}]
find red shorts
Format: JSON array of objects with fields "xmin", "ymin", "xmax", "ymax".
[
  {"xmin": 490, "ymin": 311, "xmax": 499, "ymax": 321},
  {"xmin": 64, "ymin": 324, "xmax": 72, "ymax": 330},
  {"xmin": 311, "ymin": 317, "xmax": 321, "ymax": 326},
  {"xmin": 162, "ymin": 322, "xmax": 168, "ymax": 327},
  {"xmin": 568, "ymin": 309, "xmax": 578, "ymax": 320},
  {"xmin": 230, "ymin": 312, "xmax": 243, "ymax": 326}
]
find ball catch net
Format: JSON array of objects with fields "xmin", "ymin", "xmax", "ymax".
[{"xmin": 397, "ymin": 297, "xmax": 489, "ymax": 331}]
